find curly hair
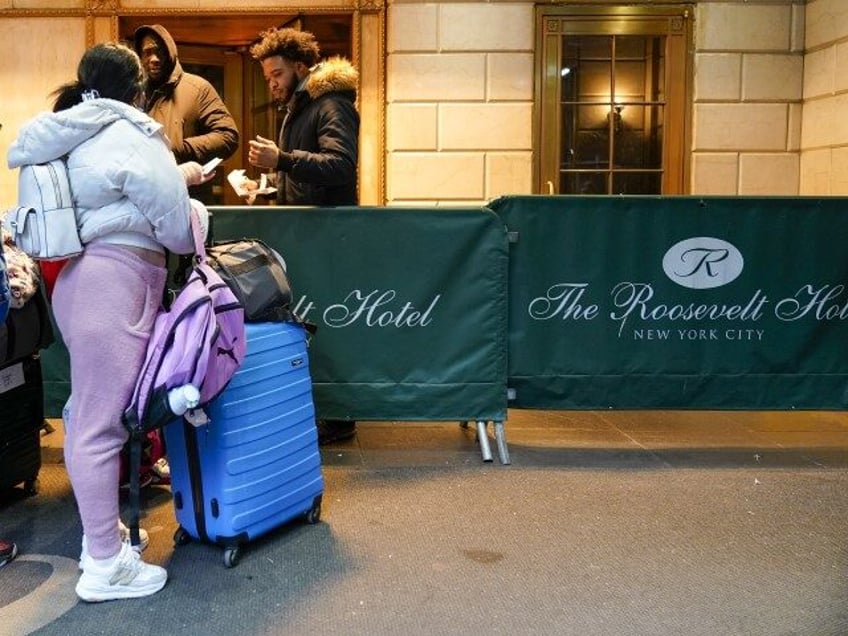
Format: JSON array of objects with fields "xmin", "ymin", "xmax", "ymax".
[{"xmin": 249, "ymin": 27, "xmax": 321, "ymax": 66}]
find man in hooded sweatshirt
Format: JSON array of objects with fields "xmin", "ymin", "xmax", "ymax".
[{"xmin": 133, "ymin": 24, "xmax": 239, "ymax": 204}]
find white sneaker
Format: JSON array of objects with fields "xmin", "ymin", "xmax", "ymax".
[
  {"xmin": 75, "ymin": 541, "xmax": 167, "ymax": 602},
  {"xmin": 79, "ymin": 521, "xmax": 149, "ymax": 570}
]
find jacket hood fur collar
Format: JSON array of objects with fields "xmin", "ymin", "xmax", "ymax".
[{"xmin": 304, "ymin": 57, "xmax": 359, "ymax": 100}]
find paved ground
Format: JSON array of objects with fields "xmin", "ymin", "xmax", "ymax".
[{"xmin": 1, "ymin": 409, "xmax": 847, "ymax": 635}]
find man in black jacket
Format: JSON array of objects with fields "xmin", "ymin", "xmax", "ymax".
[
  {"xmin": 248, "ymin": 27, "xmax": 359, "ymax": 444},
  {"xmin": 246, "ymin": 27, "xmax": 359, "ymax": 207}
]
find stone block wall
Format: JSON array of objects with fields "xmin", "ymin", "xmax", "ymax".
[
  {"xmin": 387, "ymin": 0, "xmax": 811, "ymax": 203},
  {"xmin": 691, "ymin": 1, "xmax": 804, "ymax": 195},
  {"xmin": 386, "ymin": 1, "xmax": 534, "ymax": 205},
  {"xmin": 800, "ymin": 0, "xmax": 848, "ymax": 194}
]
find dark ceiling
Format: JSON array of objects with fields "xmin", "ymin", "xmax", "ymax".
[{"xmin": 119, "ymin": 14, "xmax": 352, "ymax": 57}]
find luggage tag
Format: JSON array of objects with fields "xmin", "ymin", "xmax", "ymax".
[{"xmin": 0, "ymin": 361, "xmax": 24, "ymax": 394}]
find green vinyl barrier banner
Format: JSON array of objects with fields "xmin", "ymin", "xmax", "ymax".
[
  {"xmin": 41, "ymin": 314, "xmax": 69, "ymax": 417},
  {"xmin": 210, "ymin": 206, "xmax": 509, "ymax": 422},
  {"xmin": 43, "ymin": 207, "xmax": 509, "ymax": 421},
  {"xmin": 489, "ymin": 195, "xmax": 848, "ymax": 410},
  {"xmin": 42, "ymin": 196, "xmax": 848, "ymax": 417}
]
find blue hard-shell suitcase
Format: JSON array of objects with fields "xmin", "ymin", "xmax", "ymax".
[{"xmin": 165, "ymin": 320, "xmax": 324, "ymax": 567}]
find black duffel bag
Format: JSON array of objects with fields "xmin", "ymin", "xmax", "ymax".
[
  {"xmin": 1, "ymin": 288, "xmax": 54, "ymax": 366},
  {"xmin": 206, "ymin": 239, "xmax": 294, "ymax": 322}
]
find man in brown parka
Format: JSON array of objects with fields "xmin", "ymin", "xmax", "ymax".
[{"xmin": 134, "ymin": 24, "xmax": 239, "ymax": 204}]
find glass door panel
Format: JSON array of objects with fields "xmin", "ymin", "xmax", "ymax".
[
  {"xmin": 612, "ymin": 172, "xmax": 662, "ymax": 195},
  {"xmin": 537, "ymin": 6, "xmax": 691, "ymax": 195},
  {"xmin": 614, "ymin": 105, "xmax": 663, "ymax": 169},
  {"xmin": 561, "ymin": 172, "xmax": 608, "ymax": 196}
]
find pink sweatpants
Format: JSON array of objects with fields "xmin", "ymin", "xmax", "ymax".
[{"xmin": 52, "ymin": 243, "xmax": 166, "ymax": 559}]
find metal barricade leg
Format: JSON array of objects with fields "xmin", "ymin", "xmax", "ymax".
[
  {"xmin": 493, "ymin": 420, "xmax": 511, "ymax": 465},
  {"xmin": 476, "ymin": 420, "xmax": 493, "ymax": 462}
]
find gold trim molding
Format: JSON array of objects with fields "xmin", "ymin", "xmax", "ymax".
[
  {"xmin": 1, "ymin": 2, "xmax": 387, "ymax": 204},
  {"xmin": 357, "ymin": 0, "xmax": 383, "ymax": 15},
  {"xmin": 87, "ymin": 0, "xmax": 119, "ymax": 13},
  {"xmin": 0, "ymin": 9, "xmax": 84, "ymax": 18}
]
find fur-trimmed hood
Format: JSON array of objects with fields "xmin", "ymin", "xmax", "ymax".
[{"xmin": 303, "ymin": 57, "xmax": 359, "ymax": 100}]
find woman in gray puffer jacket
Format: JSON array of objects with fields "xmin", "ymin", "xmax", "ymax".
[{"xmin": 6, "ymin": 42, "xmax": 210, "ymax": 603}]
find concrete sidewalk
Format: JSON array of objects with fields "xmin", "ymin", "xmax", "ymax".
[{"xmin": 2, "ymin": 410, "xmax": 847, "ymax": 635}]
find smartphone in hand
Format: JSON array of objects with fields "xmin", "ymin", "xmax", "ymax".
[{"xmin": 202, "ymin": 157, "xmax": 223, "ymax": 176}]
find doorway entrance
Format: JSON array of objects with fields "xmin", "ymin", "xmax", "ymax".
[
  {"xmin": 535, "ymin": 5, "xmax": 692, "ymax": 195},
  {"xmin": 119, "ymin": 15, "xmax": 353, "ymax": 205}
]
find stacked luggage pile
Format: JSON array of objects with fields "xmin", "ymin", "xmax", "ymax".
[
  {"xmin": 164, "ymin": 236, "xmax": 323, "ymax": 567},
  {"xmin": 0, "ymin": 245, "xmax": 54, "ymax": 497}
]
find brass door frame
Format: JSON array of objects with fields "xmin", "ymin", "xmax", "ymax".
[
  {"xmin": 534, "ymin": 4, "xmax": 693, "ymax": 195},
  {"xmin": 0, "ymin": 3, "xmax": 387, "ymax": 205}
]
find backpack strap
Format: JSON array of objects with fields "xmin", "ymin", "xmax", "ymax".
[
  {"xmin": 127, "ymin": 429, "xmax": 144, "ymax": 548},
  {"xmin": 120, "ymin": 407, "xmax": 145, "ymax": 548},
  {"xmin": 289, "ymin": 310, "xmax": 318, "ymax": 336},
  {"xmin": 189, "ymin": 202, "xmax": 208, "ymax": 262}
]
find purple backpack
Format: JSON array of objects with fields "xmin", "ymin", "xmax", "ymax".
[{"xmin": 122, "ymin": 202, "xmax": 246, "ymax": 544}]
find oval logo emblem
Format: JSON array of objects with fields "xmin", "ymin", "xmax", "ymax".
[{"xmin": 662, "ymin": 237, "xmax": 744, "ymax": 289}]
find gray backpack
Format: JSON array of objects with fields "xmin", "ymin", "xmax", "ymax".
[{"xmin": 2, "ymin": 158, "xmax": 83, "ymax": 260}]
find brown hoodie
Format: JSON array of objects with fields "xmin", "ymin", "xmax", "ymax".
[{"xmin": 133, "ymin": 24, "xmax": 239, "ymax": 167}]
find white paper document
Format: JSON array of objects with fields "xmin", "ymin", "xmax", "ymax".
[
  {"xmin": 227, "ymin": 169, "xmax": 276, "ymax": 199},
  {"xmin": 202, "ymin": 157, "xmax": 223, "ymax": 176}
]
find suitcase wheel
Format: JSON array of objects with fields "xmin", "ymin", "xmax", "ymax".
[
  {"xmin": 174, "ymin": 526, "xmax": 192, "ymax": 546},
  {"xmin": 223, "ymin": 546, "xmax": 240, "ymax": 568},
  {"xmin": 305, "ymin": 495, "xmax": 322, "ymax": 525}
]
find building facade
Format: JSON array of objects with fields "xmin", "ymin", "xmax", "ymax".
[{"xmin": 0, "ymin": 0, "xmax": 844, "ymax": 207}]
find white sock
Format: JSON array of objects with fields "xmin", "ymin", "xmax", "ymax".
[{"xmin": 91, "ymin": 551, "xmax": 119, "ymax": 568}]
